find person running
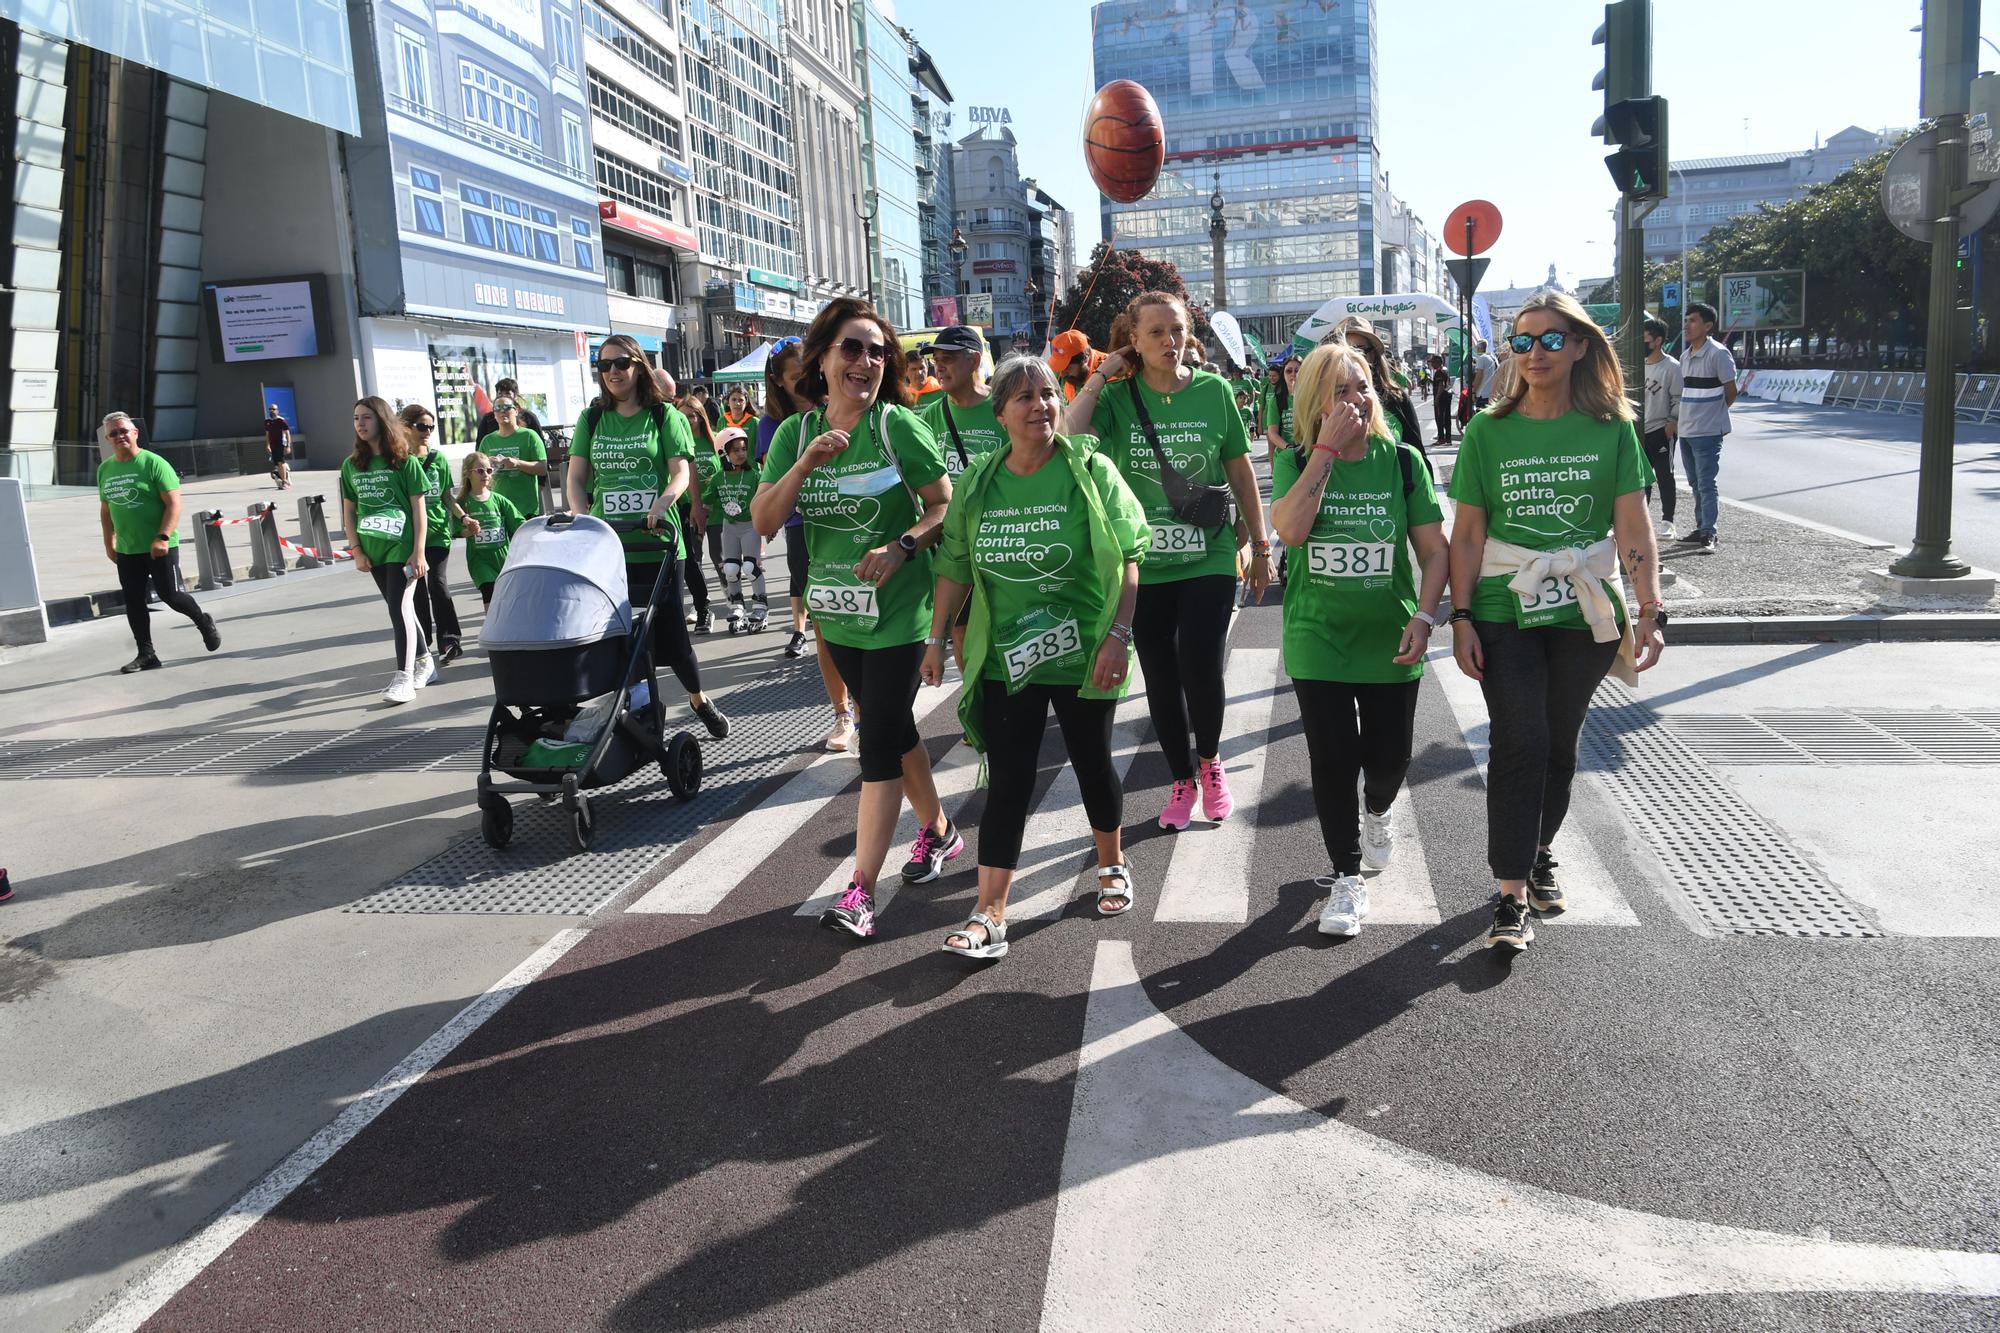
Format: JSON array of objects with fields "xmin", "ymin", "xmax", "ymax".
[
  {"xmin": 1063, "ymin": 290, "xmax": 1271, "ymax": 830},
  {"xmin": 903, "ymin": 356, "xmax": 944, "ymax": 412},
  {"xmin": 1336, "ymin": 318, "xmax": 1428, "ymax": 464},
  {"xmin": 456, "ymin": 452, "xmax": 526, "ymax": 605},
  {"xmin": 399, "ymin": 404, "xmax": 466, "ymax": 666},
  {"xmin": 97, "ymin": 411, "xmax": 220, "ymax": 673},
  {"xmin": 1429, "ymin": 354, "xmax": 1455, "ymax": 445},
  {"xmin": 721, "ymin": 386, "xmax": 756, "ymax": 433},
  {"xmin": 917, "ymin": 325, "xmax": 1004, "ymax": 671},
  {"xmin": 1447, "ymin": 292, "xmax": 1667, "ymax": 956},
  {"xmin": 1270, "ymin": 342, "xmax": 1448, "ymax": 937},
  {"xmin": 342, "ymin": 397, "xmax": 433, "ymax": 704},
  {"xmin": 922, "ymin": 355, "xmax": 1149, "ymax": 958},
  {"xmin": 751, "ymin": 297, "xmax": 954, "ymax": 939},
  {"xmin": 1641, "ymin": 316, "xmax": 1683, "ymax": 542},
  {"xmin": 263, "ymin": 403, "xmax": 293, "ymax": 490},
  {"xmin": 479, "ymin": 395, "xmax": 549, "ymax": 521},
  {"xmin": 703, "ymin": 426, "xmax": 768, "ymax": 631},
  {"xmin": 564, "ymin": 336, "xmax": 730, "ymax": 740},
  {"xmin": 1673, "ymin": 301, "xmax": 1737, "ymax": 555}
]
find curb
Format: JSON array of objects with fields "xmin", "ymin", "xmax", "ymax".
[{"xmin": 1673, "ymin": 613, "xmax": 2000, "ymax": 644}]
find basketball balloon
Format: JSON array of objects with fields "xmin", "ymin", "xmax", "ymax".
[{"xmin": 1083, "ymin": 80, "xmax": 1165, "ymax": 204}]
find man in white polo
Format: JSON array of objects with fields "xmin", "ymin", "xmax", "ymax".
[{"xmin": 1675, "ymin": 302, "xmax": 1738, "ymax": 555}]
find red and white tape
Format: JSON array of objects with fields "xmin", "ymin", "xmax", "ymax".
[{"xmin": 277, "ymin": 535, "xmax": 354, "ymax": 561}]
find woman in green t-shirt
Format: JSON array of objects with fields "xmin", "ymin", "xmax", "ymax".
[
  {"xmin": 399, "ymin": 403, "xmax": 466, "ymax": 666},
  {"xmin": 1445, "ymin": 291, "xmax": 1667, "ymax": 957},
  {"xmin": 455, "ymin": 451, "xmax": 527, "ymax": 604},
  {"xmin": 922, "ymin": 355, "xmax": 1150, "ymax": 959},
  {"xmin": 751, "ymin": 298, "xmax": 954, "ymax": 941},
  {"xmin": 340, "ymin": 396, "xmax": 433, "ymax": 705},
  {"xmin": 1270, "ymin": 343, "xmax": 1449, "ymax": 938},
  {"xmin": 479, "ymin": 397, "xmax": 548, "ymax": 521},
  {"xmin": 1064, "ymin": 291, "xmax": 1272, "ymax": 833}
]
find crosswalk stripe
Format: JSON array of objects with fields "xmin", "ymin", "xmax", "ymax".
[
  {"xmin": 1425, "ymin": 645, "xmax": 1641, "ymax": 925},
  {"xmin": 793, "ymin": 740, "xmax": 983, "ymax": 918},
  {"xmin": 1152, "ymin": 649, "xmax": 1285, "ymax": 924},
  {"xmin": 1003, "ymin": 684, "xmax": 1153, "ymax": 923},
  {"xmin": 1361, "ymin": 780, "xmax": 1443, "ymax": 924},
  {"xmin": 628, "ymin": 672, "xmax": 961, "ymax": 914}
]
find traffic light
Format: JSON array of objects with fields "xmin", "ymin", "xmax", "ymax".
[
  {"xmin": 1592, "ymin": 0, "xmax": 1651, "ymax": 143},
  {"xmin": 1605, "ymin": 96, "xmax": 1669, "ymax": 200}
]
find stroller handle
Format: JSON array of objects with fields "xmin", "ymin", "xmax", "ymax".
[{"xmin": 545, "ymin": 512, "xmax": 667, "ymax": 536}]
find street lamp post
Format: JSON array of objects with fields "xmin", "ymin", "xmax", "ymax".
[
  {"xmin": 1209, "ymin": 171, "xmax": 1229, "ymax": 311},
  {"xmin": 948, "ymin": 227, "xmax": 967, "ymax": 320},
  {"xmin": 853, "ymin": 189, "xmax": 879, "ymax": 308},
  {"xmin": 1673, "ymin": 167, "xmax": 1689, "ymax": 352},
  {"xmin": 1025, "ymin": 278, "xmax": 1040, "ymax": 349}
]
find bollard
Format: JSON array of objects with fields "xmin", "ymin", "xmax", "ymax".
[
  {"xmin": 307, "ymin": 494, "xmax": 337, "ymax": 562},
  {"xmin": 292, "ymin": 496, "xmax": 324, "ymax": 567},
  {"xmin": 246, "ymin": 503, "xmax": 283, "ymax": 579},
  {"xmin": 191, "ymin": 509, "xmax": 233, "ymax": 590}
]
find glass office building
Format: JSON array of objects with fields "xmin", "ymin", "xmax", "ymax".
[
  {"xmin": 1090, "ymin": 0, "xmax": 1378, "ymax": 350},
  {"xmin": 858, "ymin": 0, "xmax": 925, "ymax": 332}
]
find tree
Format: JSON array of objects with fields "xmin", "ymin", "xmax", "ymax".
[{"xmin": 1049, "ymin": 242, "xmax": 1213, "ymax": 352}]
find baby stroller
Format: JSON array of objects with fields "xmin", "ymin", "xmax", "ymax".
[{"xmin": 476, "ymin": 513, "xmax": 703, "ymax": 853}]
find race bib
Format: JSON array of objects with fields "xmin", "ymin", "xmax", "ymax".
[
  {"xmin": 357, "ymin": 511, "xmax": 407, "ymax": 538},
  {"xmin": 1307, "ymin": 540, "xmax": 1395, "ymax": 581},
  {"xmin": 601, "ymin": 489, "xmax": 659, "ymax": 517},
  {"xmin": 1001, "ymin": 618, "xmax": 1083, "ymax": 685},
  {"xmin": 1514, "ymin": 571, "xmax": 1582, "ymax": 627},
  {"xmin": 474, "ymin": 523, "xmax": 506, "ymax": 546},
  {"xmin": 1148, "ymin": 520, "xmax": 1205, "ymax": 561},
  {"xmin": 805, "ymin": 579, "xmax": 880, "ymax": 630}
]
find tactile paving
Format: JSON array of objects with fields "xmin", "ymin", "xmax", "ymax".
[
  {"xmin": 1664, "ymin": 709, "xmax": 2000, "ymax": 766},
  {"xmin": 1584, "ymin": 683, "xmax": 1880, "ymax": 939}
]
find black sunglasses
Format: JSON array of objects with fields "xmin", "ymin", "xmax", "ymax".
[
  {"xmin": 837, "ymin": 336, "xmax": 889, "ymax": 364},
  {"xmin": 596, "ymin": 356, "xmax": 636, "ymax": 374},
  {"xmin": 412, "ymin": 422, "xmax": 435, "ymax": 433},
  {"xmin": 1508, "ymin": 331, "xmax": 1569, "ymax": 354}
]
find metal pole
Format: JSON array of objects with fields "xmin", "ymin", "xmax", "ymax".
[
  {"xmin": 1676, "ymin": 167, "xmax": 1689, "ymax": 354},
  {"xmin": 1891, "ymin": 111, "xmax": 1973, "ymax": 578},
  {"xmin": 1618, "ymin": 197, "xmax": 1647, "ymax": 414}
]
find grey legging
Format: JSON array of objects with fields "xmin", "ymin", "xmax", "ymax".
[{"xmin": 721, "ymin": 522, "xmax": 766, "ymax": 604}]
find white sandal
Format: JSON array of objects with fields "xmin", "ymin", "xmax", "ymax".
[
  {"xmin": 943, "ymin": 910, "xmax": 1008, "ymax": 959},
  {"xmin": 1096, "ymin": 865, "xmax": 1135, "ymax": 916}
]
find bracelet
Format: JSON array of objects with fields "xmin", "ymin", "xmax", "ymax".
[
  {"xmin": 1637, "ymin": 599, "xmax": 1665, "ymax": 616},
  {"xmin": 1448, "ymin": 608, "xmax": 1475, "ymax": 624},
  {"xmin": 1250, "ymin": 541, "xmax": 1271, "ymax": 555},
  {"xmin": 924, "ymin": 635, "xmax": 949, "ymax": 647},
  {"xmin": 1105, "ymin": 621, "xmax": 1134, "ymax": 645},
  {"xmin": 1311, "ymin": 443, "xmax": 1340, "ymax": 456},
  {"xmin": 1412, "ymin": 609, "xmax": 1437, "ymax": 627}
]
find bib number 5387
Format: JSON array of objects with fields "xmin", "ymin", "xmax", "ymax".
[{"xmin": 806, "ymin": 583, "xmax": 879, "ymax": 619}]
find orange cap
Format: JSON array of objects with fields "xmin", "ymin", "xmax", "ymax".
[{"xmin": 1048, "ymin": 329, "xmax": 1093, "ymax": 374}]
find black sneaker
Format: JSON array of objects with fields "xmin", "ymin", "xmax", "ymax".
[
  {"xmin": 438, "ymin": 639, "xmax": 464, "ymax": 666},
  {"xmin": 1486, "ymin": 896, "xmax": 1534, "ymax": 955},
  {"xmin": 693, "ymin": 697, "xmax": 730, "ymax": 740},
  {"xmin": 820, "ymin": 880, "xmax": 876, "ymax": 938},
  {"xmin": 199, "ymin": 615, "xmax": 222, "ymax": 653},
  {"xmin": 900, "ymin": 817, "xmax": 965, "ymax": 884},
  {"xmin": 0, "ymin": 869, "xmax": 12, "ymax": 904},
  {"xmin": 1528, "ymin": 850, "xmax": 1566, "ymax": 915},
  {"xmin": 693, "ymin": 608, "xmax": 714, "ymax": 634},
  {"xmin": 784, "ymin": 629, "xmax": 807, "ymax": 658},
  {"xmin": 121, "ymin": 652, "xmax": 162, "ymax": 674},
  {"xmin": 1696, "ymin": 533, "xmax": 1718, "ymax": 555}
]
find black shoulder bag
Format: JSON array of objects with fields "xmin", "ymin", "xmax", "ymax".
[{"xmin": 1127, "ymin": 378, "xmax": 1235, "ymax": 530}]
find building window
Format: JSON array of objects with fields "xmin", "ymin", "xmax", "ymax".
[
  {"xmin": 562, "ymin": 111, "xmax": 586, "ymax": 173},
  {"xmin": 409, "ymin": 166, "xmax": 445, "ymax": 237},
  {"xmin": 595, "ymin": 148, "xmax": 679, "ymax": 219},
  {"xmin": 605, "ymin": 250, "xmax": 635, "ymax": 294},
  {"xmin": 582, "ymin": 3, "xmax": 679, "ymax": 92},
  {"xmin": 575, "ymin": 239, "xmax": 595, "ymax": 270},
  {"xmin": 589, "ymin": 70, "xmax": 683, "ymax": 154},
  {"xmin": 634, "ymin": 259, "xmax": 667, "ymax": 301},
  {"xmin": 458, "ymin": 181, "xmax": 562, "ymax": 265},
  {"xmin": 460, "ymin": 61, "xmax": 542, "ymax": 148},
  {"xmin": 396, "ymin": 26, "xmax": 431, "ymax": 109},
  {"xmin": 551, "ymin": 14, "xmax": 578, "ymax": 71}
]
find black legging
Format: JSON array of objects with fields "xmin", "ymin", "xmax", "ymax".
[
  {"xmin": 679, "ymin": 501, "xmax": 709, "ymax": 616},
  {"xmin": 1132, "ymin": 573, "xmax": 1237, "ymax": 781},
  {"xmin": 368, "ymin": 561, "xmax": 428, "ymax": 670},
  {"xmin": 624, "ymin": 558, "xmax": 703, "ymax": 696},
  {"xmin": 978, "ymin": 680, "xmax": 1121, "ymax": 869},
  {"xmin": 1386, "ymin": 393, "xmax": 1429, "ymax": 467},
  {"xmin": 410, "ymin": 545, "xmax": 461, "ymax": 650},
  {"xmin": 1433, "ymin": 392, "xmax": 1454, "ymax": 443},
  {"xmin": 1473, "ymin": 620, "xmax": 1620, "ymax": 880},
  {"xmin": 1294, "ymin": 678, "xmax": 1420, "ymax": 876},
  {"xmin": 823, "ymin": 639, "xmax": 925, "ymax": 781},
  {"xmin": 1643, "ymin": 428, "xmax": 1677, "ymax": 524},
  {"xmin": 115, "ymin": 549, "xmax": 205, "ymax": 652}
]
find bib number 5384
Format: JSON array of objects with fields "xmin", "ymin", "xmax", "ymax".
[{"xmin": 1149, "ymin": 520, "xmax": 1204, "ymax": 557}]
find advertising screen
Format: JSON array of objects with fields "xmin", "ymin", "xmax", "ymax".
[{"xmin": 204, "ymin": 275, "xmax": 333, "ymax": 362}]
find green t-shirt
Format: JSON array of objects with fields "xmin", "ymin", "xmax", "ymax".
[
  {"xmin": 971, "ymin": 457, "xmax": 1104, "ymax": 688},
  {"xmin": 1446, "ymin": 409, "xmax": 1647, "ymax": 629},
  {"xmin": 919, "ymin": 394, "xmax": 1005, "ymax": 479},
  {"xmin": 1272, "ymin": 439, "xmax": 1442, "ymax": 684},
  {"xmin": 687, "ymin": 449, "xmax": 721, "ymax": 510},
  {"xmin": 413, "ymin": 449, "xmax": 455, "ymax": 548},
  {"xmin": 1262, "ymin": 391, "xmax": 1297, "ymax": 449},
  {"xmin": 97, "ymin": 451, "xmax": 181, "ymax": 555},
  {"xmin": 573, "ymin": 404, "xmax": 694, "ymax": 564},
  {"xmin": 702, "ymin": 465, "xmax": 760, "ymax": 524},
  {"xmin": 1089, "ymin": 368, "xmax": 1250, "ymax": 585},
  {"xmin": 479, "ymin": 428, "xmax": 546, "ymax": 519},
  {"xmin": 460, "ymin": 490, "xmax": 526, "ymax": 586},
  {"xmin": 340, "ymin": 453, "xmax": 430, "ymax": 565},
  {"xmin": 761, "ymin": 405, "xmax": 946, "ymax": 649}
]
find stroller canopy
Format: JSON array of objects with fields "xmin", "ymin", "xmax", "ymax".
[{"xmin": 481, "ymin": 515, "xmax": 633, "ymax": 652}]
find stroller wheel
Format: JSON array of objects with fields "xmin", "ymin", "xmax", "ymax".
[
  {"xmin": 665, "ymin": 732, "xmax": 703, "ymax": 800},
  {"xmin": 480, "ymin": 796, "xmax": 514, "ymax": 848},
  {"xmin": 565, "ymin": 791, "xmax": 595, "ymax": 853}
]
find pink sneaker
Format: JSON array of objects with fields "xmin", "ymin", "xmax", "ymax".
[
  {"xmin": 820, "ymin": 880, "xmax": 875, "ymax": 938},
  {"xmin": 1198, "ymin": 757, "xmax": 1234, "ymax": 821},
  {"xmin": 1159, "ymin": 779, "xmax": 1198, "ymax": 830}
]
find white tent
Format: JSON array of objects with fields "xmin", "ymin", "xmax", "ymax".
[
  {"xmin": 1288, "ymin": 294, "xmax": 1461, "ymax": 356},
  {"xmin": 714, "ymin": 341, "xmax": 774, "ymax": 383}
]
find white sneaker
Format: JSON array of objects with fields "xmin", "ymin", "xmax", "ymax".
[
  {"xmin": 1316, "ymin": 874, "xmax": 1369, "ymax": 936},
  {"xmin": 411, "ymin": 653, "xmax": 437, "ymax": 688},
  {"xmin": 824, "ymin": 712, "xmax": 856, "ymax": 753},
  {"xmin": 1656, "ymin": 520, "xmax": 1677, "ymax": 542},
  {"xmin": 1361, "ymin": 806, "xmax": 1395, "ymax": 871},
  {"xmin": 382, "ymin": 670, "xmax": 415, "ymax": 705}
]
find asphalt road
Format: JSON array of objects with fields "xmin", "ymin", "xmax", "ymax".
[{"xmin": 1712, "ymin": 399, "xmax": 2000, "ymax": 570}]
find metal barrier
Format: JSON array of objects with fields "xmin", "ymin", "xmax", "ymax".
[{"xmin": 188, "ymin": 501, "xmax": 351, "ymax": 587}]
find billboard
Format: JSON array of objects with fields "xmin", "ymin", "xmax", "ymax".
[
  {"xmin": 204, "ymin": 275, "xmax": 334, "ymax": 363},
  {"xmin": 963, "ymin": 294, "xmax": 995, "ymax": 328},
  {"xmin": 353, "ymin": 0, "xmax": 609, "ymax": 334},
  {"xmin": 1721, "ymin": 271, "xmax": 1805, "ymax": 331}
]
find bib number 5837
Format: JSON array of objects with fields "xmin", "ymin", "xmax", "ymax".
[{"xmin": 601, "ymin": 489, "xmax": 658, "ymax": 516}]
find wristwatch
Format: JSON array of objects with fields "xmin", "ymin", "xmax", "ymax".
[
  {"xmin": 155, "ymin": 532, "xmax": 172, "ymax": 543},
  {"xmin": 1643, "ymin": 606, "xmax": 1670, "ymax": 627},
  {"xmin": 896, "ymin": 532, "xmax": 920, "ymax": 559}
]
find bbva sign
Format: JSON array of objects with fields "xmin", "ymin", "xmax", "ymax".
[{"xmin": 968, "ymin": 106, "xmax": 1013, "ymax": 124}]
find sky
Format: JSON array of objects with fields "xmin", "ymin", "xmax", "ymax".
[{"xmin": 893, "ymin": 0, "xmax": 1998, "ymax": 297}]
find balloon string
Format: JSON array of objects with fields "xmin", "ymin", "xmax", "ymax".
[{"xmin": 1066, "ymin": 224, "xmax": 1119, "ymax": 334}]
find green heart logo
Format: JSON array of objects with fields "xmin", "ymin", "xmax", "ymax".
[
  {"xmin": 986, "ymin": 541, "xmax": 1074, "ymax": 584},
  {"xmin": 818, "ymin": 494, "xmax": 882, "ymax": 538},
  {"xmin": 1168, "ymin": 448, "xmax": 1206, "ymax": 478},
  {"xmin": 1367, "ymin": 518, "xmax": 1397, "ymax": 545},
  {"xmin": 1510, "ymin": 491, "xmax": 1598, "ymax": 542}
]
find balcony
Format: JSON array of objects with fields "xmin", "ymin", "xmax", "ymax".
[{"xmin": 387, "ymin": 94, "xmax": 592, "ymax": 188}]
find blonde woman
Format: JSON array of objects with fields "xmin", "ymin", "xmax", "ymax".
[
  {"xmin": 1269, "ymin": 343, "xmax": 1447, "ymax": 937},
  {"xmin": 1446, "ymin": 292, "xmax": 1666, "ymax": 956}
]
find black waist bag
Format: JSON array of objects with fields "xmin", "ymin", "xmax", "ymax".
[{"xmin": 1129, "ymin": 378, "xmax": 1235, "ymax": 530}]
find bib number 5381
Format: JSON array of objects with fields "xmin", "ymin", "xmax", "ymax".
[{"xmin": 1307, "ymin": 540, "xmax": 1393, "ymax": 579}]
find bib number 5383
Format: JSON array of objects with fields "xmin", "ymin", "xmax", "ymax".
[{"xmin": 1002, "ymin": 618, "xmax": 1082, "ymax": 684}]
